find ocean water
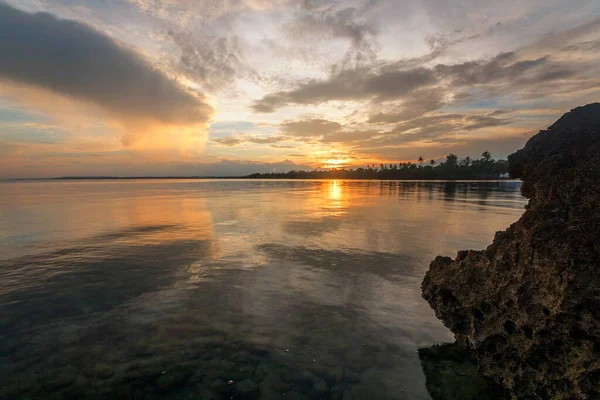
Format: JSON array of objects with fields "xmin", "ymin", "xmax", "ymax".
[{"xmin": 0, "ymin": 179, "xmax": 526, "ymax": 400}]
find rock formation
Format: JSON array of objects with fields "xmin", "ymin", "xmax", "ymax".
[{"xmin": 422, "ymin": 103, "xmax": 600, "ymax": 399}]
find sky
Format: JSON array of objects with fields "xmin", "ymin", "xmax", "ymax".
[{"xmin": 0, "ymin": 0, "xmax": 599, "ymax": 178}]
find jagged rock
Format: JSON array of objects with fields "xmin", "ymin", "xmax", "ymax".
[{"xmin": 422, "ymin": 103, "xmax": 600, "ymax": 399}]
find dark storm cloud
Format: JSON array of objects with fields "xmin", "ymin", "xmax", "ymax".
[{"xmin": 0, "ymin": 3, "xmax": 212, "ymax": 125}]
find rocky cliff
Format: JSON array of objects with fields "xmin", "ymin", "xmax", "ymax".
[{"xmin": 422, "ymin": 103, "xmax": 600, "ymax": 399}]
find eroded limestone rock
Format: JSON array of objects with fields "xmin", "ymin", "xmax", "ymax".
[{"xmin": 422, "ymin": 103, "xmax": 600, "ymax": 399}]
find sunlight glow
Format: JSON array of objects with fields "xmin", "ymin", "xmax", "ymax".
[
  {"xmin": 324, "ymin": 180, "xmax": 348, "ymax": 215},
  {"xmin": 330, "ymin": 180, "xmax": 342, "ymax": 201},
  {"xmin": 323, "ymin": 158, "xmax": 353, "ymax": 169}
]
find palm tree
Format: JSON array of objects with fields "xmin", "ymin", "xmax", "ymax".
[
  {"xmin": 430, "ymin": 159, "xmax": 436, "ymax": 166},
  {"xmin": 445, "ymin": 154, "xmax": 458, "ymax": 167},
  {"xmin": 418, "ymin": 156, "xmax": 424, "ymax": 167}
]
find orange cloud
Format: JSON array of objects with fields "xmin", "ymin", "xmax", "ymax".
[{"xmin": 0, "ymin": 3, "xmax": 213, "ymax": 154}]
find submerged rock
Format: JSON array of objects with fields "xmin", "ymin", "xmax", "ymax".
[
  {"xmin": 418, "ymin": 343, "xmax": 509, "ymax": 400},
  {"xmin": 155, "ymin": 366, "xmax": 193, "ymax": 390},
  {"xmin": 234, "ymin": 378, "xmax": 259, "ymax": 398},
  {"xmin": 422, "ymin": 103, "xmax": 600, "ymax": 399}
]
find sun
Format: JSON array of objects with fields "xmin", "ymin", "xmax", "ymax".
[{"xmin": 323, "ymin": 158, "xmax": 350, "ymax": 169}]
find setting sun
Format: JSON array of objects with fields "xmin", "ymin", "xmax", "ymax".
[{"xmin": 322, "ymin": 158, "xmax": 354, "ymax": 170}]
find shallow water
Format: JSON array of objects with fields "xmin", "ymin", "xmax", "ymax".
[{"xmin": 0, "ymin": 179, "xmax": 526, "ymax": 400}]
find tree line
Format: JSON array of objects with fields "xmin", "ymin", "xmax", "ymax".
[{"xmin": 245, "ymin": 151, "xmax": 510, "ymax": 180}]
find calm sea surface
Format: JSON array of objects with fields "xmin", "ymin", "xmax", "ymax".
[{"xmin": 0, "ymin": 179, "xmax": 526, "ymax": 400}]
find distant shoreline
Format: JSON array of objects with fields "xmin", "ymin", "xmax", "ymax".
[
  {"xmin": 2, "ymin": 176, "xmax": 518, "ymax": 182},
  {"xmin": 2, "ymin": 153, "xmax": 513, "ymax": 182}
]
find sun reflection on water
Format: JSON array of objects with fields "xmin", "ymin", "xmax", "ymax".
[
  {"xmin": 330, "ymin": 180, "xmax": 341, "ymax": 200},
  {"xmin": 325, "ymin": 180, "xmax": 348, "ymax": 216}
]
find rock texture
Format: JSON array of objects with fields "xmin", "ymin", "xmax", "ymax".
[{"xmin": 422, "ymin": 103, "xmax": 600, "ymax": 399}]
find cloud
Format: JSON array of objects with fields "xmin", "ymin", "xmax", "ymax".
[
  {"xmin": 0, "ymin": 3, "xmax": 213, "ymax": 150},
  {"xmin": 123, "ymin": 0, "xmax": 290, "ymax": 26},
  {"xmin": 279, "ymin": 118, "xmax": 342, "ymax": 136},
  {"xmin": 559, "ymin": 39, "xmax": 600, "ymax": 54},
  {"xmin": 252, "ymin": 16, "xmax": 600, "ymax": 115},
  {"xmin": 365, "ymin": 67, "xmax": 437, "ymax": 98},
  {"xmin": 3, "ymin": 0, "xmax": 600, "ymax": 178},
  {"xmin": 211, "ymin": 135, "xmax": 290, "ymax": 146},
  {"xmin": 463, "ymin": 114, "xmax": 513, "ymax": 130},
  {"xmin": 268, "ymin": 111, "xmax": 512, "ymax": 152},
  {"xmin": 200, "ymin": 158, "xmax": 311, "ymax": 175},
  {"xmin": 272, "ymin": 110, "xmax": 519, "ymax": 165},
  {"xmin": 287, "ymin": 4, "xmax": 378, "ymax": 68},
  {"xmin": 0, "ymin": 150, "xmax": 313, "ymax": 178},
  {"xmin": 247, "ymin": 136, "xmax": 289, "ymax": 144},
  {"xmin": 321, "ymin": 129, "xmax": 379, "ymax": 143},
  {"xmin": 519, "ymin": 17, "xmax": 600, "ymax": 58},
  {"xmin": 363, "ymin": 111, "xmax": 515, "ymax": 148},
  {"xmin": 368, "ymin": 88, "xmax": 447, "ymax": 124},
  {"xmin": 252, "ymin": 66, "xmax": 437, "ymax": 112},
  {"xmin": 164, "ymin": 30, "xmax": 257, "ymax": 92},
  {"xmin": 356, "ymin": 133, "xmax": 531, "ymax": 162},
  {"xmin": 292, "ymin": 4, "xmax": 377, "ymax": 47},
  {"xmin": 212, "ymin": 137, "xmax": 243, "ymax": 146},
  {"xmin": 252, "ymin": 51, "xmax": 575, "ymax": 112},
  {"xmin": 433, "ymin": 52, "xmax": 575, "ymax": 87}
]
